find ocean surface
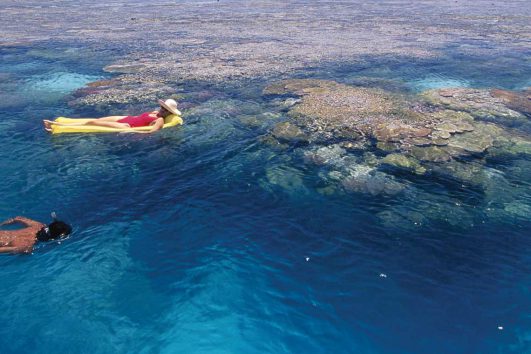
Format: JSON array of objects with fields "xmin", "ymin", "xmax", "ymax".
[{"xmin": 1, "ymin": 1, "xmax": 530, "ymax": 353}]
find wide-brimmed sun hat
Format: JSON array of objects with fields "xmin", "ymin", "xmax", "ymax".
[{"xmin": 158, "ymin": 99, "xmax": 181, "ymax": 115}]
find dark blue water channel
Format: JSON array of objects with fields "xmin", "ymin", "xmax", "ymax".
[{"xmin": 1, "ymin": 44, "xmax": 530, "ymax": 353}]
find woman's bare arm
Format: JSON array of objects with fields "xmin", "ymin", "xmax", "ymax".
[
  {"xmin": 0, "ymin": 246, "xmax": 28, "ymax": 254},
  {"xmin": 125, "ymin": 118, "xmax": 165, "ymax": 134},
  {"xmin": 0, "ymin": 216, "xmax": 42, "ymax": 228}
]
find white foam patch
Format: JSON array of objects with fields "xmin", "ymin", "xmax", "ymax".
[
  {"xmin": 515, "ymin": 79, "xmax": 531, "ymax": 91},
  {"xmin": 409, "ymin": 75, "xmax": 471, "ymax": 92},
  {"xmin": 25, "ymin": 71, "xmax": 102, "ymax": 93}
]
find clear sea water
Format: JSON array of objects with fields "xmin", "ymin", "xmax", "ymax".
[{"xmin": 1, "ymin": 42, "xmax": 530, "ymax": 354}]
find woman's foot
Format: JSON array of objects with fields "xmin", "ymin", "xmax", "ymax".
[{"xmin": 43, "ymin": 120, "xmax": 53, "ymax": 132}]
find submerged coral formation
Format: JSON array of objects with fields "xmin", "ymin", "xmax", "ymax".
[
  {"xmin": 421, "ymin": 88, "xmax": 528, "ymax": 122},
  {"xmin": 263, "ymin": 79, "xmax": 531, "ymax": 199},
  {"xmin": 2, "ymin": 0, "xmax": 529, "ymax": 108},
  {"xmin": 1, "ymin": 1, "xmax": 528, "ymax": 231}
]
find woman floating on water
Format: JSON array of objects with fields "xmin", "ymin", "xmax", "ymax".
[
  {"xmin": 43, "ymin": 98, "xmax": 181, "ymax": 134},
  {"xmin": 0, "ymin": 213, "xmax": 72, "ymax": 254}
]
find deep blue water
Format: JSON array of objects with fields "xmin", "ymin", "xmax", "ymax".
[{"xmin": 1, "ymin": 43, "xmax": 530, "ymax": 354}]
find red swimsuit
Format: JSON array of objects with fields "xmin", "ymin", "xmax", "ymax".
[{"xmin": 117, "ymin": 112, "xmax": 159, "ymax": 127}]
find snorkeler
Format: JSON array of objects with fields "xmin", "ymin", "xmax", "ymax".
[
  {"xmin": 43, "ymin": 98, "xmax": 181, "ymax": 134},
  {"xmin": 0, "ymin": 212, "xmax": 72, "ymax": 254}
]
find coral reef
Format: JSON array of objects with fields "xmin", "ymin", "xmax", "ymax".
[
  {"xmin": 2, "ymin": 0, "xmax": 529, "ymax": 108},
  {"xmin": 263, "ymin": 79, "xmax": 531, "ymax": 196},
  {"xmin": 421, "ymin": 88, "xmax": 528, "ymax": 122}
]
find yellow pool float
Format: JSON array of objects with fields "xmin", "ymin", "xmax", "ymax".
[{"xmin": 50, "ymin": 114, "xmax": 183, "ymax": 134}]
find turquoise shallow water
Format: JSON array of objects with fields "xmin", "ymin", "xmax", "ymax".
[{"xmin": 0, "ymin": 41, "xmax": 530, "ymax": 354}]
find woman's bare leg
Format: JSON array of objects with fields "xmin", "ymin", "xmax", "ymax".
[
  {"xmin": 86, "ymin": 116, "xmax": 127, "ymax": 122},
  {"xmin": 85, "ymin": 121, "xmax": 131, "ymax": 129},
  {"xmin": 43, "ymin": 116, "xmax": 127, "ymax": 130}
]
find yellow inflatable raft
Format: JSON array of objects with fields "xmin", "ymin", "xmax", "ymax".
[{"xmin": 49, "ymin": 114, "xmax": 183, "ymax": 134}]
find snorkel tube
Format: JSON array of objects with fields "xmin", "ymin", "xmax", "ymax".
[{"xmin": 36, "ymin": 212, "xmax": 72, "ymax": 242}]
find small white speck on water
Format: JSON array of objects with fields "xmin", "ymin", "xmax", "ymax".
[
  {"xmin": 379, "ymin": 273, "xmax": 387, "ymax": 278},
  {"xmin": 498, "ymin": 326, "xmax": 503, "ymax": 330},
  {"xmin": 305, "ymin": 257, "xmax": 310, "ymax": 262}
]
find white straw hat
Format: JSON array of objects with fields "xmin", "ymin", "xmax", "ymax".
[{"xmin": 158, "ymin": 99, "xmax": 181, "ymax": 115}]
